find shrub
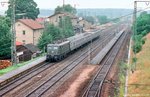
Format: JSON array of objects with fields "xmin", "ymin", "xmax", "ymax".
[
  {"xmin": 141, "ymin": 30, "xmax": 147, "ymax": 36},
  {"xmin": 132, "ymin": 42, "xmax": 142, "ymax": 54}
]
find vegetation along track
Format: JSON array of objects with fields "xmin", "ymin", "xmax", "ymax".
[
  {"xmin": 82, "ymin": 27, "xmax": 128, "ymax": 97},
  {"xmin": 0, "ymin": 24, "xmax": 120, "ymax": 97}
]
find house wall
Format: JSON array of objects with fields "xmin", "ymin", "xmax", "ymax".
[
  {"xmin": 79, "ymin": 20, "xmax": 92, "ymax": 30},
  {"xmin": 16, "ymin": 22, "xmax": 33, "ymax": 45},
  {"xmin": 48, "ymin": 13, "xmax": 78, "ymax": 27},
  {"xmin": 71, "ymin": 18, "xmax": 78, "ymax": 26},
  {"xmin": 33, "ymin": 29, "xmax": 43, "ymax": 45},
  {"xmin": 48, "ymin": 13, "xmax": 92, "ymax": 32},
  {"xmin": 15, "ymin": 22, "xmax": 43, "ymax": 45},
  {"xmin": 48, "ymin": 14, "xmax": 63, "ymax": 26}
]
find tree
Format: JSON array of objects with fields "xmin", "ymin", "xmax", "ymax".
[
  {"xmin": 38, "ymin": 17, "xmax": 75, "ymax": 50},
  {"xmin": 132, "ymin": 12, "xmax": 150, "ymax": 54},
  {"xmin": 38, "ymin": 24, "xmax": 62, "ymax": 50},
  {"xmin": 59, "ymin": 16, "xmax": 75, "ymax": 38},
  {"xmin": 97, "ymin": 15, "xmax": 108, "ymax": 24},
  {"xmin": 55, "ymin": 4, "xmax": 76, "ymax": 14},
  {"xmin": 136, "ymin": 12, "xmax": 150, "ymax": 35},
  {"xmin": 84, "ymin": 16, "xmax": 95, "ymax": 24},
  {"xmin": 6, "ymin": 0, "xmax": 39, "ymax": 20},
  {"xmin": 0, "ymin": 17, "xmax": 11, "ymax": 59}
]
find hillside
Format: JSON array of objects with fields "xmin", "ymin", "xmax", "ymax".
[{"xmin": 128, "ymin": 33, "xmax": 150, "ymax": 96}]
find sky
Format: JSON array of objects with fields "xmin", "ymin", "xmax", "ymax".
[
  {"xmin": 34, "ymin": 0, "xmax": 134, "ymax": 9},
  {"xmin": 0, "ymin": 0, "xmax": 150, "ymax": 10}
]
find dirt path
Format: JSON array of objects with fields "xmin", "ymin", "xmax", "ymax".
[{"xmin": 49, "ymin": 65, "xmax": 99, "ymax": 97}]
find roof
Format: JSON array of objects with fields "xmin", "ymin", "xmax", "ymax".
[
  {"xmin": 18, "ymin": 19, "xmax": 44, "ymax": 30},
  {"xmin": 16, "ymin": 41, "xmax": 23, "ymax": 46},
  {"xmin": 36, "ymin": 17, "xmax": 46, "ymax": 23},
  {"xmin": 48, "ymin": 41, "xmax": 70, "ymax": 47},
  {"xmin": 24, "ymin": 44, "xmax": 40, "ymax": 53},
  {"xmin": 48, "ymin": 12, "xmax": 77, "ymax": 19}
]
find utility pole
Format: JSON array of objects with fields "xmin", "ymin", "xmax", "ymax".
[
  {"xmin": 0, "ymin": 0, "xmax": 17, "ymax": 65},
  {"xmin": 11, "ymin": 0, "xmax": 17, "ymax": 65},
  {"xmin": 63, "ymin": 0, "xmax": 65, "ymax": 8},
  {"xmin": 133, "ymin": 1, "xmax": 137, "ymax": 70}
]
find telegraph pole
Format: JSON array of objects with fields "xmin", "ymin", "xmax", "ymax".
[
  {"xmin": 11, "ymin": 0, "xmax": 17, "ymax": 65},
  {"xmin": 133, "ymin": 1, "xmax": 137, "ymax": 70},
  {"xmin": 63, "ymin": 0, "xmax": 65, "ymax": 8},
  {"xmin": 0, "ymin": 0, "xmax": 17, "ymax": 65}
]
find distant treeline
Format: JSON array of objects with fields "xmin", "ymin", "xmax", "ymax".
[{"xmin": 38, "ymin": 9, "xmax": 133, "ymax": 18}]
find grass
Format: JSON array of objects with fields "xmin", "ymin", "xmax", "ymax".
[
  {"xmin": 117, "ymin": 62, "xmax": 128, "ymax": 97},
  {"xmin": 0, "ymin": 55, "xmax": 45, "ymax": 75},
  {"xmin": 127, "ymin": 33, "xmax": 150, "ymax": 96}
]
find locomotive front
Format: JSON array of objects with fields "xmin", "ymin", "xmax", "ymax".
[{"xmin": 46, "ymin": 44, "xmax": 60, "ymax": 61}]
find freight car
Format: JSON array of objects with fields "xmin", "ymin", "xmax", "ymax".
[{"xmin": 46, "ymin": 30, "xmax": 101, "ymax": 61}]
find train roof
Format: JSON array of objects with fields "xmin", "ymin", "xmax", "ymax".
[
  {"xmin": 47, "ymin": 41, "xmax": 70, "ymax": 47},
  {"xmin": 67, "ymin": 33, "xmax": 92, "ymax": 41}
]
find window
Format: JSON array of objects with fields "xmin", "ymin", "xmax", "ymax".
[
  {"xmin": 18, "ymin": 24, "xmax": 21, "ymax": 26},
  {"xmin": 22, "ymin": 40, "xmax": 26, "ymax": 44},
  {"xmin": 83, "ymin": 24, "xmax": 85, "ymax": 27},
  {"xmin": 23, "ymin": 30, "xmax": 26, "ymax": 35},
  {"xmin": 59, "ymin": 16, "xmax": 62, "ymax": 18}
]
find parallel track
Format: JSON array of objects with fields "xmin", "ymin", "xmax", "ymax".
[
  {"xmin": 82, "ymin": 28, "xmax": 128, "ymax": 97},
  {"xmin": 26, "ymin": 31, "xmax": 116, "ymax": 97},
  {"xmin": 25, "ymin": 26, "xmax": 121, "ymax": 97}
]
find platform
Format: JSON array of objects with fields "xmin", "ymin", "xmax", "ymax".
[
  {"xmin": 91, "ymin": 30, "xmax": 124, "ymax": 65},
  {"xmin": 0, "ymin": 56, "xmax": 46, "ymax": 84}
]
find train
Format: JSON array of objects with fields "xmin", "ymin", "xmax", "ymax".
[{"xmin": 46, "ymin": 30, "xmax": 102, "ymax": 61}]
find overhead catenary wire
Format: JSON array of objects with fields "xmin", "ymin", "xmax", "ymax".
[{"xmin": 106, "ymin": 6, "xmax": 150, "ymax": 22}]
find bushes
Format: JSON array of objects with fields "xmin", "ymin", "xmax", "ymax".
[
  {"xmin": 132, "ymin": 12, "xmax": 150, "ymax": 54},
  {"xmin": 141, "ymin": 30, "xmax": 148, "ymax": 37},
  {"xmin": 132, "ymin": 34, "xmax": 146, "ymax": 54},
  {"xmin": 132, "ymin": 42, "xmax": 142, "ymax": 54}
]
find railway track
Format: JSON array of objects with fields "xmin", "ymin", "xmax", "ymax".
[
  {"xmin": 23, "ymin": 28, "xmax": 119, "ymax": 97},
  {"xmin": 0, "ymin": 24, "xmax": 120, "ymax": 97},
  {"xmin": 25, "ymin": 30, "xmax": 117, "ymax": 97},
  {"xmin": 0, "ymin": 62, "xmax": 55, "ymax": 96},
  {"xmin": 82, "ymin": 28, "xmax": 128, "ymax": 97}
]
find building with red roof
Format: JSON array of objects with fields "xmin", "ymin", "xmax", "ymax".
[{"xmin": 15, "ymin": 19, "xmax": 44, "ymax": 45}]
